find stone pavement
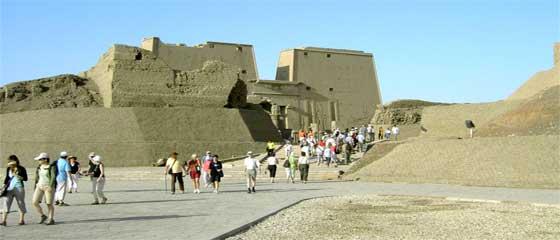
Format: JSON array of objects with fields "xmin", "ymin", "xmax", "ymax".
[{"xmin": 1, "ymin": 180, "xmax": 558, "ymax": 240}]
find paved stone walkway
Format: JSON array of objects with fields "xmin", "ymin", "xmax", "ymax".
[{"xmin": 1, "ymin": 180, "xmax": 558, "ymax": 240}]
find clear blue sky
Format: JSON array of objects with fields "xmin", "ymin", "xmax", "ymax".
[{"xmin": 1, "ymin": 0, "xmax": 558, "ymax": 103}]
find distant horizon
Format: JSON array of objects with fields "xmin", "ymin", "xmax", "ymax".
[{"xmin": 1, "ymin": 0, "xmax": 558, "ymax": 104}]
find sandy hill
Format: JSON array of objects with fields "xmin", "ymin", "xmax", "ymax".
[
  {"xmin": 350, "ymin": 44, "xmax": 560, "ymax": 189},
  {"xmin": 479, "ymin": 86, "xmax": 560, "ymax": 137}
]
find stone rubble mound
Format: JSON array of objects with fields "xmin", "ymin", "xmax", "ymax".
[{"xmin": 0, "ymin": 74, "xmax": 101, "ymax": 113}]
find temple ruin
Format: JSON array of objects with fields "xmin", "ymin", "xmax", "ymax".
[{"xmin": 0, "ymin": 37, "xmax": 382, "ymax": 166}]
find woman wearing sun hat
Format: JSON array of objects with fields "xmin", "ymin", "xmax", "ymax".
[
  {"xmin": 0, "ymin": 155, "xmax": 28, "ymax": 226},
  {"xmin": 31, "ymin": 152, "xmax": 57, "ymax": 225},
  {"xmin": 87, "ymin": 155, "xmax": 107, "ymax": 205}
]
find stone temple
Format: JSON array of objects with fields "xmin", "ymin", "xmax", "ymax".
[{"xmin": 0, "ymin": 37, "xmax": 382, "ymax": 166}]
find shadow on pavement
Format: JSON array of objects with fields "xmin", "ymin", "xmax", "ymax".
[
  {"xmin": 71, "ymin": 198, "xmax": 205, "ymax": 206},
  {"xmin": 218, "ymin": 188, "xmax": 324, "ymax": 193},
  {"xmin": 59, "ymin": 214, "xmax": 207, "ymax": 224}
]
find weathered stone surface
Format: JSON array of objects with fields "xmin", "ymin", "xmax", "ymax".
[{"xmin": 0, "ymin": 74, "xmax": 101, "ymax": 113}]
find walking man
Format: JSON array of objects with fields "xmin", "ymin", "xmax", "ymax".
[
  {"xmin": 165, "ymin": 152, "xmax": 186, "ymax": 194},
  {"xmin": 243, "ymin": 151, "xmax": 259, "ymax": 193},
  {"xmin": 391, "ymin": 125, "xmax": 400, "ymax": 141},
  {"xmin": 54, "ymin": 152, "xmax": 72, "ymax": 206}
]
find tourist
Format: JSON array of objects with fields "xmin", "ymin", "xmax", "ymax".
[
  {"xmin": 316, "ymin": 143, "xmax": 324, "ymax": 166},
  {"xmin": 342, "ymin": 142, "xmax": 352, "ymax": 165},
  {"xmin": 298, "ymin": 152, "xmax": 309, "ymax": 184},
  {"xmin": 359, "ymin": 125, "xmax": 367, "ymax": 138},
  {"xmin": 244, "ymin": 151, "xmax": 260, "ymax": 193},
  {"xmin": 54, "ymin": 151, "xmax": 72, "ymax": 206},
  {"xmin": 283, "ymin": 156, "xmax": 292, "ymax": 183},
  {"xmin": 31, "ymin": 152, "xmax": 56, "ymax": 225},
  {"xmin": 209, "ymin": 155, "xmax": 223, "ymax": 193},
  {"xmin": 202, "ymin": 151, "xmax": 213, "ymax": 188},
  {"xmin": 298, "ymin": 129, "xmax": 306, "ymax": 144},
  {"xmin": 378, "ymin": 126, "xmax": 384, "ymax": 140},
  {"xmin": 288, "ymin": 152, "xmax": 298, "ymax": 183},
  {"xmin": 88, "ymin": 155, "xmax": 107, "ymax": 205},
  {"xmin": 357, "ymin": 133, "xmax": 366, "ymax": 152},
  {"xmin": 1, "ymin": 155, "xmax": 28, "ymax": 226},
  {"xmin": 391, "ymin": 125, "xmax": 400, "ymax": 141},
  {"xmin": 187, "ymin": 154, "xmax": 201, "ymax": 194},
  {"xmin": 367, "ymin": 124, "xmax": 375, "ymax": 142},
  {"xmin": 68, "ymin": 156, "xmax": 80, "ymax": 193},
  {"xmin": 285, "ymin": 142, "xmax": 293, "ymax": 158},
  {"xmin": 384, "ymin": 128, "xmax": 391, "ymax": 140},
  {"xmin": 330, "ymin": 144, "xmax": 339, "ymax": 167},
  {"xmin": 266, "ymin": 140, "xmax": 276, "ymax": 156},
  {"xmin": 165, "ymin": 152, "xmax": 185, "ymax": 194},
  {"xmin": 323, "ymin": 144, "xmax": 332, "ymax": 167},
  {"xmin": 266, "ymin": 153, "xmax": 278, "ymax": 183}
]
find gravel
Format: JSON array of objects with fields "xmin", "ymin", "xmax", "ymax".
[{"xmin": 228, "ymin": 194, "xmax": 560, "ymax": 240}]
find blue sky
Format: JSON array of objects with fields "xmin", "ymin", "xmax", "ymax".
[{"xmin": 1, "ymin": 0, "xmax": 558, "ymax": 103}]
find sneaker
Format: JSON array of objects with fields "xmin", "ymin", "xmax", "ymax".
[
  {"xmin": 18, "ymin": 221, "xmax": 25, "ymax": 225},
  {"xmin": 193, "ymin": 189, "xmax": 197, "ymax": 194},
  {"xmin": 39, "ymin": 215, "xmax": 48, "ymax": 224},
  {"xmin": 54, "ymin": 201, "xmax": 60, "ymax": 206},
  {"xmin": 59, "ymin": 202, "xmax": 70, "ymax": 206},
  {"xmin": 247, "ymin": 188, "xmax": 251, "ymax": 194},
  {"xmin": 196, "ymin": 189, "xmax": 200, "ymax": 194},
  {"xmin": 252, "ymin": 187, "xmax": 256, "ymax": 193},
  {"xmin": 45, "ymin": 219, "xmax": 55, "ymax": 225},
  {"xmin": 101, "ymin": 197, "xmax": 108, "ymax": 204},
  {"xmin": 91, "ymin": 201, "xmax": 99, "ymax": 205},
  {"xmin": 213, "ymin": 189, "xmax": 218, "ymax": 193}
]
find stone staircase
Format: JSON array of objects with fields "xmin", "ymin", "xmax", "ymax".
[{"xmin": 101, "ymin": 144, "xmax": 357, "ymax": 181}]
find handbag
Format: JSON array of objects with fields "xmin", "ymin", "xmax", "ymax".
[{"xmin": 283, "ymin": 160, "xmax": 290, "ymax": 168}]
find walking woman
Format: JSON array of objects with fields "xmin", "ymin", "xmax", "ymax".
[
  {"xmin": 1, "ymin": 155, "xmax": 28, "ymax": 226},
  {"xmin": 298, "ymin": 152, "xmax": 310, "ymax": 184},
  {"xmin": 209, "ymin": 155, "xmax": 223, "ymax": 193},
  {"xmin": 266, "ymin": 153, "xmax": 278, "ymax": 183},
  {"xmin": 187, "ymin": 154, "xmax": 201, "ymax": 194},
  {"xmin": 88, "ymin": 155, "xmax": 107, "ymax": 205},
  {"xmin": 31, "ymin": 152, "xmax": 56, "ymax": 225},
  {"xmin": 288, "ymin": 152, "xmax": 298, "ymax": 183},
  {"xmin": 68, "ymin": 156, "xmax": 80, "ymax": 193}
]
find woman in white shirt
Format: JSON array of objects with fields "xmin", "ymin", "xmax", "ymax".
[
  {"xmin": 298, "ymin": 152, "xmax": 310, "ymax": 184},
  {"xmin": 266, "ymin": 153, "xmax": 278, "ymax": 183}
]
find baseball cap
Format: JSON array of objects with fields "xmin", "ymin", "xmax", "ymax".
[
  {"xmin": 247, "ymin": 151, "xmax": 253, "ymax": 156},
  {"xmin": 34, "ymin": 152, "xmax": 49, "ymax": 160},
  {"xmin": 60, "ymin": 151, "xmax": 68, "ymax": 157},
  {"xmin": 92, "ymin": 155, "xmax": 102, "ymax": 163}
]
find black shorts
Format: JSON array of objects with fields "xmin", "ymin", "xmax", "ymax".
[
  {"xmin": 210, "ymin": 174, "xmax": 221, "ymax": 182},
  {"xmin": 267, "ymin": 165, "xmax": 277, "ymax": 177}
]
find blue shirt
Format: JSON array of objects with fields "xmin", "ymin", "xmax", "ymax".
[
  {"xmin": 7, "ymin": 171, "xmax": 23, "ymax": 190},
  {"xmin": 56, "ymin": 158, "xmax": 71, "ymax": 182}
]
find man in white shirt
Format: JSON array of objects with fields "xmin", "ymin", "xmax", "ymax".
[
  {"xmin": 367, "ymin": 124, "xmax": 374, "ymax": 142},
  {"xmin": 243, "ymin": 151, "xmax": 260, "ymax": 193},
  {"xmin": 357, "ymin": 134, "xmax": 366, "ymax": 152},
  {"xmin": 391, "ymin": 126, "xmax": 400, "ymax": 141}
]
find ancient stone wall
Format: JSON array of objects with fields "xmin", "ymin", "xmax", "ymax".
[{"xmin": 0, "ymin": 106, "xmax": 281, "ymax": 167}]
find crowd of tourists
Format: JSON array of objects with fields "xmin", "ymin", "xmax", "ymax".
[
  {"xmin": 0, "ymin": 151, "xmax": 106, "ymax": 226},
  {"xmin": 0, "ymin": 124, "xmax": 401, "ymax": 226}
]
